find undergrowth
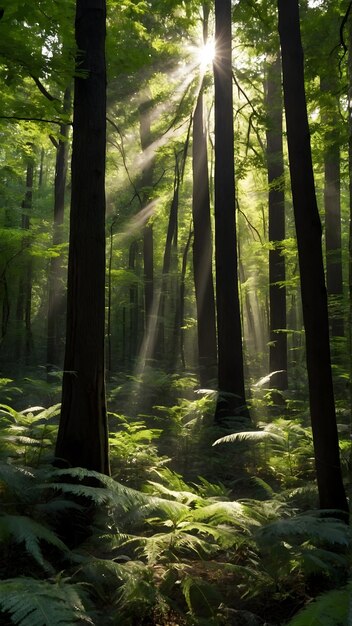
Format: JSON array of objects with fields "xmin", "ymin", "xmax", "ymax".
[{"xmin": 0, "ymin": 373, "xmax": 350, "ymax": 625}]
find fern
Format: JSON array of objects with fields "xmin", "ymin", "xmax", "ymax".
[
  {"xmin": 0, "ymin": 577, "xmax": 93, "ymax": 625},
  {"xmin": 256, "ymin": 514, "xmax": 351, "ymax": 548},
  {"xmin": 288, "ymin": 582, "xmax": 352, "ymax": 625},
  {"xmin": 213, "ymin": 429, "xmax": 285, "ymax": 446},
  {"xmin": 0, "ymin": 515, "xmax": 68, "ymax": 572},
  {"xmin": 181, "ymin": 575, "xmax": 222, "ymax": 618}
]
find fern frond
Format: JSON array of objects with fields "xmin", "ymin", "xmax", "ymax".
[
  {"xmin": 191, "ymin": 501, "xmax": 256, "ymax": 531},
  {"xmin": 288, "ymin": 583, "xmax": 352, "ymax": 626},
  {"xmin": 256, "ymin": 514, "xmax": 351, "ymax": 548},
  {"xmin": 0, "ymin": 515, "xmax": 68, "ymax": 571},
  {"xmin": 181, "ymin": 575, "xmax": 222, "ymax": 617},
  {"xmin": 146, "ymin": 480, "xmax": 200, "ymax": 506},
  {"xmin": 0, "ymin": 577, "xmax": 93, "ymax": 625},
  {"xmin": 213, "ymin": 430, "xmax": 285, "ymax": 446}
]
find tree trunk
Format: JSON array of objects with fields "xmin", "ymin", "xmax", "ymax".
[
  {"xmin": 15, "ymin": 159, "xmax": 34, "ymax": 365},
  {"xmin": 55, "ymin": 0, "xmax": 109, "ymax": 475},
  {"xmin": 213, "ymin": 0, "xmax": 249, "ymax": 421},
  {"xmin": 278, "ymin": 0, "xmax": 348, "ymax": 515},
  {"xmin": 155, "ymin": 153, "xmax": 180, "ymax": 361},
  {"xmin": 139, "ymin": 96, "xmax": 154, "ymax": 339},
  {"xmin": 128, "ymin": 240, "xmax": 139, "ymax": 363},
  {"xmin": 47, "ymin": 87, "xmax": 71, "ymax": 380},
  {"xmin": 172, "ymin": 227, "xmax": 192, "ymax": 370},
  {"xmin": 320, "ymin": 76, "xmax": 344, "ymax": 339},
  {"xmin": 266, "ymin": 54, "xmax": 288, "ymax": 391},
  {"xmin": 192, "ymin": 85, "xmax": 217, "ymax": 387}
]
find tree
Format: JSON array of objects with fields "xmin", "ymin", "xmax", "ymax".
[
  {"xmin": 320, "ymin": 75, "xmax": 344, "ymax": 339},
  {"xmin": 213, "ymin": 0, "xmax": 249, "ymax": 420},
  {"xmin": 278, "ymin": 0, "xmax": 348, "ymax": 514},
  {"xmin": 192, "ymin": 5, "xmax": 217, "ymax": 388},
  {"xmin": 55, "ymin": 0, "xmax": 109, "ymax": 474},
  {"xmin": 46, "ymin": 87, "xmax": 71, "ymax": 380},
  {"xmin": 266, "ymin": 54, "xmax": 288, "ymax": 391}
]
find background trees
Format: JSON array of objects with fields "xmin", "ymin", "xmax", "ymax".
[{"xmin": 1, "ymin": 0, "xmax": 352, "ymax": 624}]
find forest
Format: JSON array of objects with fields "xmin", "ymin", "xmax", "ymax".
[{"xmin": 1, "ymin": 0, "xmax": 352, "ymax": 623}]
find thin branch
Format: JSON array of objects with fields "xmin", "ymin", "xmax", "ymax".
[
  {"xmin": 339, "ymin": 1, "xmax": 352, "ymax": 56},
  {"xmin": 49, "ymin": 134, "xmax": 59, "ymax": 149},
  {"xmin": 107, "ymin": 116, "xmax": 142, "ymax": 207},
  {"xmin": 163, "ymin": 78, "xmax": 196, "ymax": 136},
  {"xmin": 30, "ymin": 74, "xmax": 57, "ymax": 102},
  {"xmin": 232, "ymin": 70, "xmax": 260, "ymax": 118},
  {"xmin": 0, "ymin": 115, "xmax": 69, "ymax": 126},
  {"xmin": 236, "ymin": 199, "xmax": 263, "ymax": 245}
]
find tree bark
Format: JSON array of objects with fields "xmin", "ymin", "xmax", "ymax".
[
  {"xmin": 139, "ymin": 96, "xmax": 154, "ymax": 338},
  {"xmin": 47, "ymin": 87, "xmax": 71, "ymax": 380},
  {"xmin": 320, "ymin": 76, "xmax": 344, "ymax": 339},
  {"xmin": 266, "ymin": 54, "xmax": 288, "ymax": 390},
  {"xmin": 15, "ymin": 159, "xmax": 34, "ymax": 365},
  {"xmin": 213, "ymin": 0, "xmax": 249, "ymax": 421},
  {"xmin": 55, "ymin": 0, "xmax": 109, "ymax": 474},
  {"xmin": 192, "ymin": 85, "xmax": 217, "ymax": 387},
  {"xmin": 278, "ymin": 0, "xmax": 348, "ymax": 515}
]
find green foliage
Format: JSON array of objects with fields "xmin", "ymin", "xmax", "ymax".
[
  {"xmin": 287, "ymin": 582, "xmax": 352, "ymax": 626},
  {"xmin": 0, "ymin": 577, "xmax": 92, "ymax": 626}
]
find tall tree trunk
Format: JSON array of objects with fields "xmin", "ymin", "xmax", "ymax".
[
  {"xmin": 139, "ymin": 96, "xmax": 154, "ymax": 339},
  {"xmin": 213, "ymin": 0, "xmax": 249, "ymax": 421},
  {"xmin": 15, "ymin": 159, "xmax": 34, "ymax": 365},
  {"xmin": 266, "ymin": 54, "xmax": 288, "ymax": 390},
  {"xmin": 320, "ymin": 76, "xmax": 344, "ymax": 339},
  {"xmin": 348, "ymin": 8, "xmax": 352, "ymax": 460},
  {"xmin": 128, "ymin": 240, "xmax": 139, "ymax": 363},
  {"xmin": 192, "ymin": 85, "xmax": 217, "ymax": 387},
  {"xmin": 47, "ymin": 87, "xmax": 71, "ymax": 380},
  {"xmin": 55, "ymin": 0, "xmax": 109, "ymax": 474},
  {"xmin": 155, "ymin": 153, "xmax": 180, "ymax": 361},
  {"xmin": 172, "ymin": 227, "xmax": 192, "ymax": 370},
  {"xmin": 278, "ymin": 0, "xmax": 348, "ymax": 515}
]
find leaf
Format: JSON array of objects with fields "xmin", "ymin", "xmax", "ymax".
[
  {"xmin": 0, "ymin": 515, "xmax": 68, "ymax": 571},
  {"xmin": 288, "ymin": 584, "xmax": 351, "ymax": 626},
  {"xmin": 213, "ymin": 430, "xmax": 285, "ymax": 446},
  {"xmin": 0, "ymin": 577, "xmax": 93, "ymax": 625}
]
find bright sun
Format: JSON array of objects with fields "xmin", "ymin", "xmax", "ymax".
[{"xmin": 198, "ymin": 40, "xmax": 216, "ymax": 68}]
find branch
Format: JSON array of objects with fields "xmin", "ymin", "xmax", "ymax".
[
  {"xmin": 30, "ymin": 74, "xmax": 57, "ymax": 102},
  {"xmin": 339, "ymin": 1, "xmax": 352, "ymax": 57},
  {"xmin": 107, "ymin": 116, "xmax": 142, "ymax": 207},
  {"xmin": 0, "ymin": 115, "xmax": 69, "ymax": 126},
  {"xmin": 232, "ymin": 70, "xmax": 260, "ymax": 118},
  {"xmin": 49, "ymin": 134, "xmax": 59, "ymax": 149},
  {"xmin": 236, "ymin": 200, "xmax": 263, "ymax": 244}
]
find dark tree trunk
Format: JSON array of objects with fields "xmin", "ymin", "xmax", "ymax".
[
  {"xmin": 213, "ymin": 0, "xmax": 249, "ymax": 421},
  {"xmin": 38, "ymin": 148, "xmax": 45, "ymax": 189},
  {"xmin": 266, "ymin": 54, "xmax": 288, "ymax": 390},
  {"xmin": 55, "ymin": 0, "xmax": 109, "ymax": 474},
  {"xmin": 320, "ymin": 76, "xmax": 344, "ymax": 339},
  {"xmin": 192, "ymin": 85, "xmax": 217, "ymax": 387},
  {"xmin": 15, "ymin": 159, "xmax": 34, "ymax": 365},
  {"xmin": 139, "ymin": 97, "xmax": 154, "ymax": 338},
  {"xmin": 172, "ymin": 227, "xmax": 192, "ymax": 370},
  {"xmin": 348, "ymin": 9, "xmax": 352, "ymax": 450},
  {"xmin": 155, "ymin": 154, "xmax": 180, "ymax": 361},
  {"xmin": 128, "ymin": 240, "xmax": 139, "ymax": 363},
  {"xmin": 47, "ymin": 87, "xmax": 71, "ymax": 380},
  {"xmin": 278, "ymin": 0, "xmax": 348, "ymax": 515}
]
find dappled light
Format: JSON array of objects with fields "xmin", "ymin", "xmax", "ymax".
[{"xmin": 0, "ymin": 0, "xmax": 351, "ymax": 624}]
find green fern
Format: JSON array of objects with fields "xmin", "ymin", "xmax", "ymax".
[
  {"xmin": 0, "ymin": 515, "xmax": 68, "ymax": 572},
  {"xmin": 288, "ymin": 582, "xmax": 352, "ymax": 625},
  {"xmin": 256, "ymin": 514, "xmax": 351, "ymax": 548},
  {"xmin": 0, "ymin": 577, "xmax": 93, "ymax": 625}
]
